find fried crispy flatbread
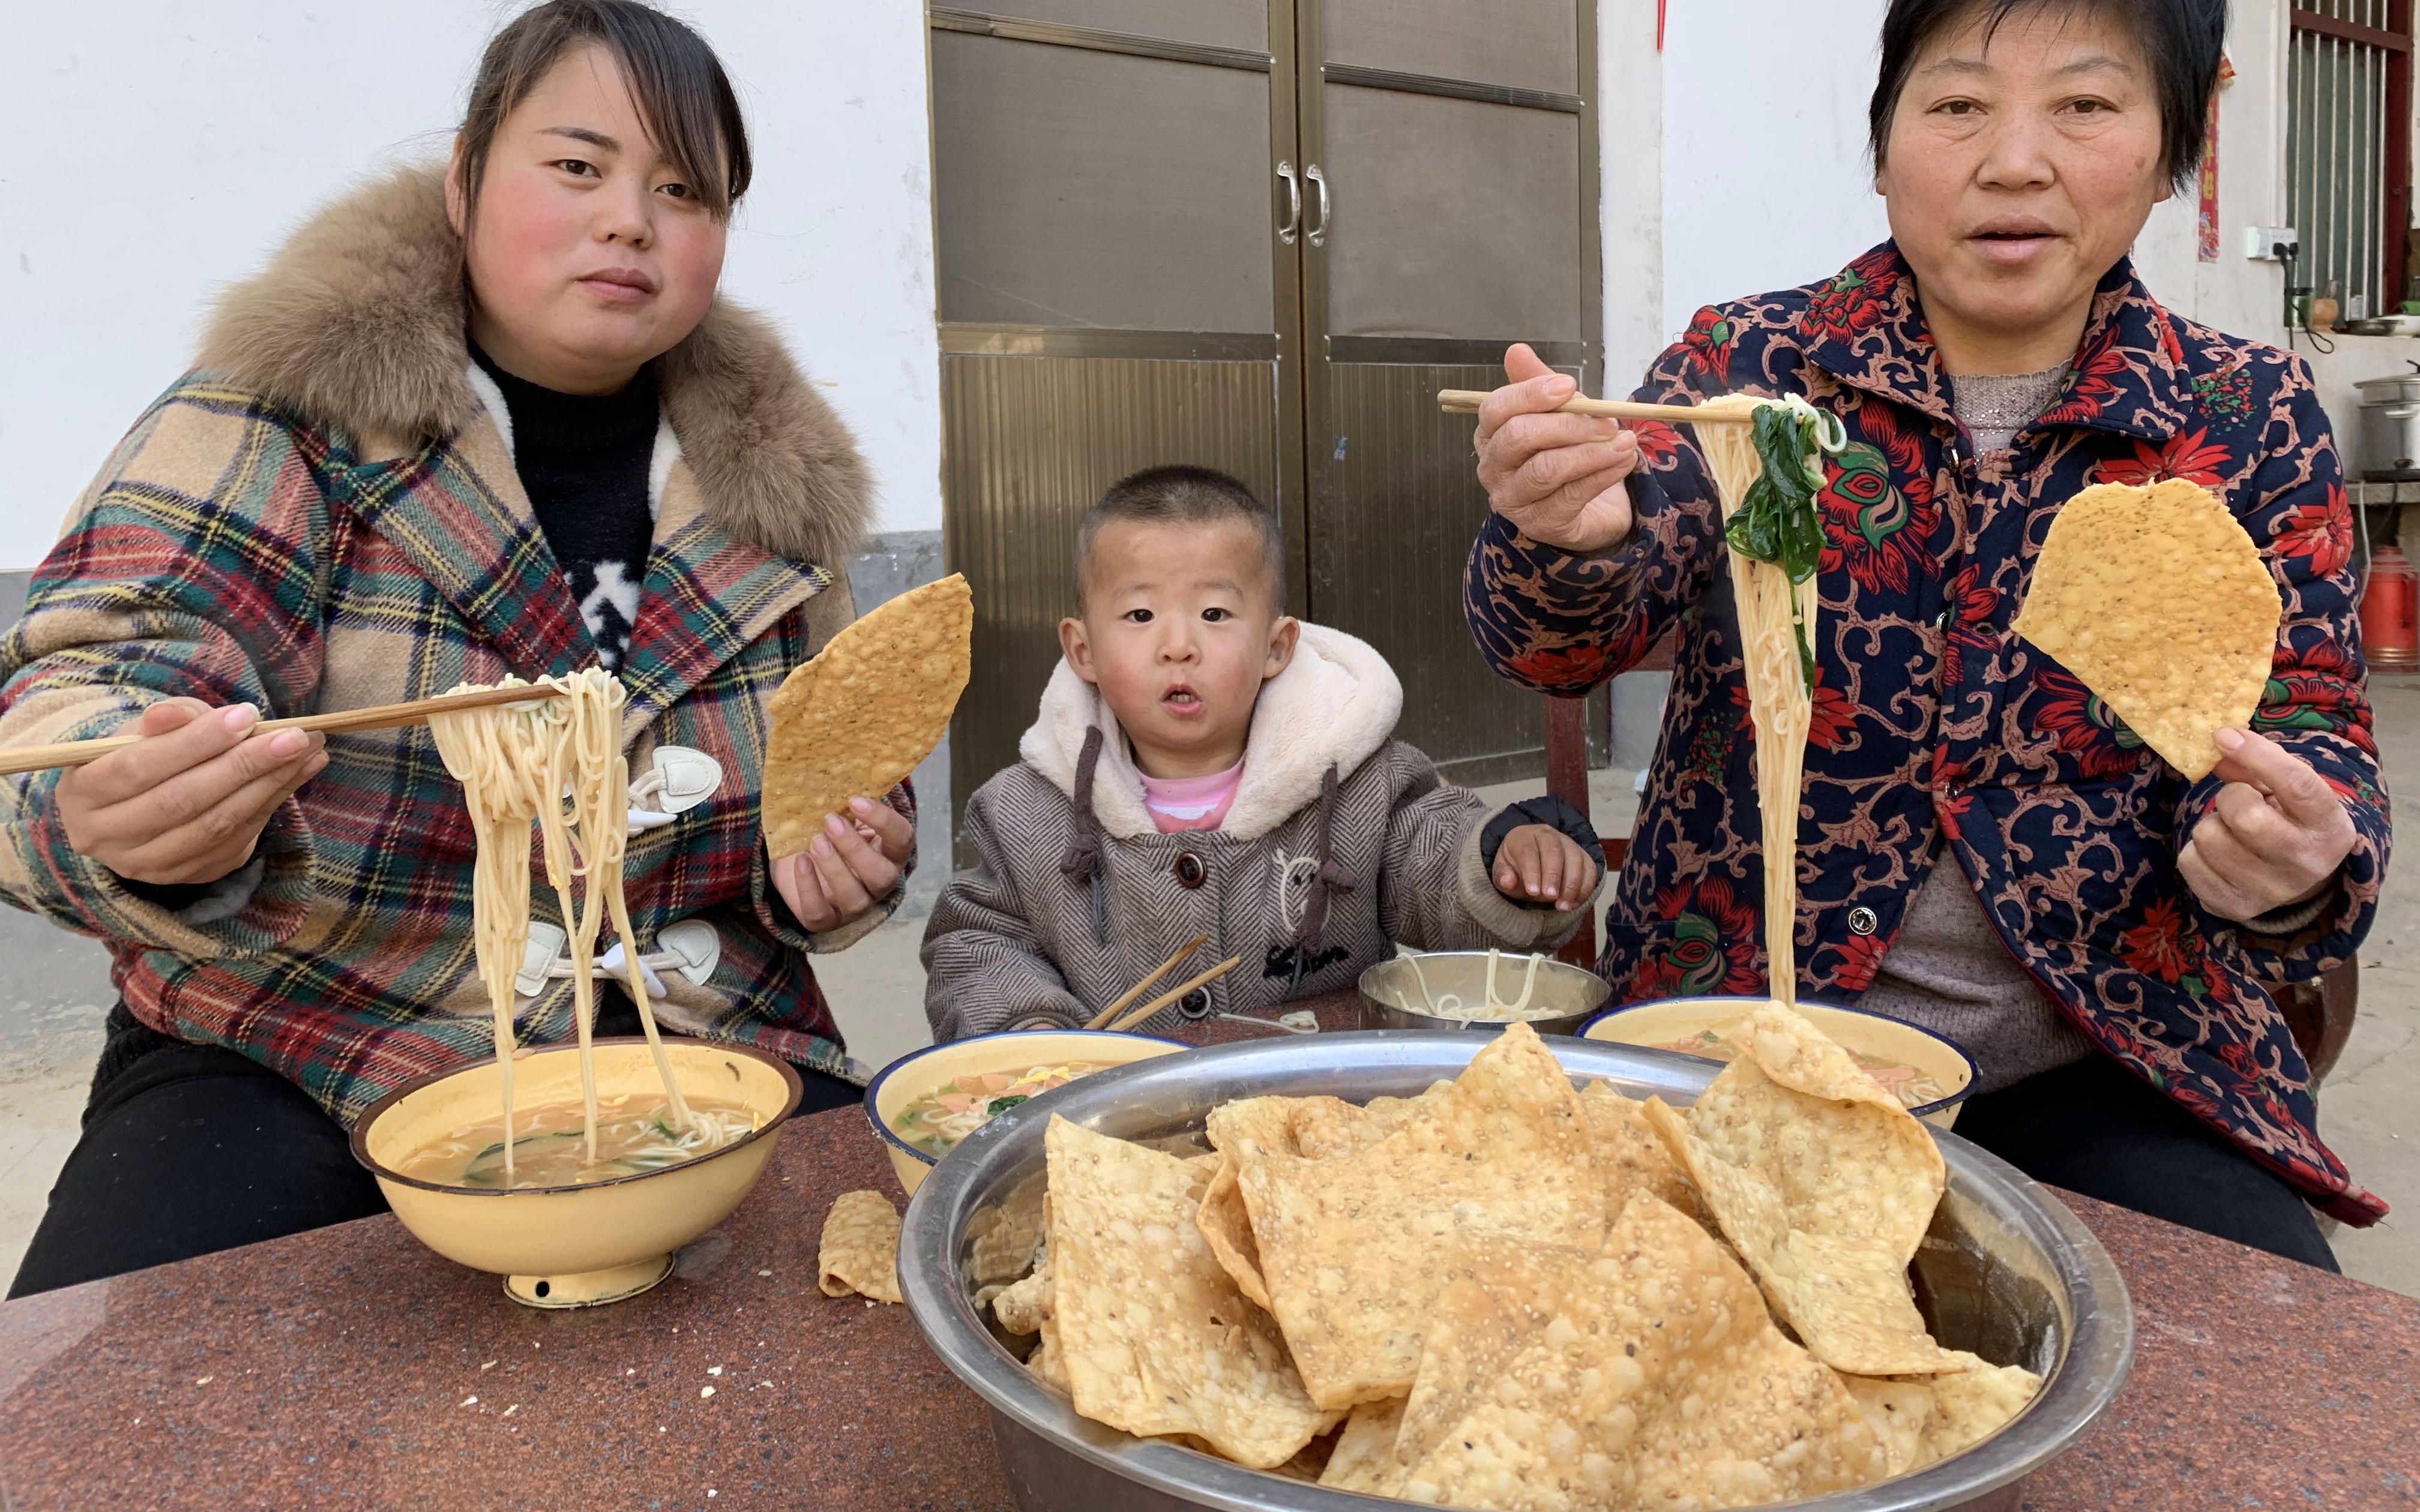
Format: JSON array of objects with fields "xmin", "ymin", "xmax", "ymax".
[
  {"xmin": 2014, "ymin": 479, "xmax": 2278, "ymax": 780},
  {"xmin": 1396, "ymin": 1194, "xmax": 1888, "ymax": 1509},
  {"xmin": 764, "ymin": 573, "xmax": 972, "ymax": 857},
  {"xmin": 1208, "ymin": 1026, "xmax": 1606, "ymax": 1409},
  {"xmin": 1645, "ymin": 1003, "xmax": 1961, "ymax": 1375},
  {"xmin": 1043, "ymin": 1117, "xmax": 1333, "ymax": 1468},
  {"xmin": 816, "ymin": 1189, "xmax": 902, "ymax": 1303}
]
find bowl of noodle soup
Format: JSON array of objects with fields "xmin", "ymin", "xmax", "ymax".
[
  {"xmin": 1357, "ymin": 949, "xmax": 1610, "ymax": 1035},
  {"xmin": 353, "ymin": 1037, "xmax": 802, "ymax": 1306},
  {"xmin": 867, "ymin": 1030, "xmax": 1189, "ymax": 1197},
  {"xmin": 1581, "ymin": 995, "xmax": 1978, "ymax": 1127}
]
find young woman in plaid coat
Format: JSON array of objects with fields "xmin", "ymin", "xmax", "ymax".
[{"xmin": 1, "ymin": 2, "xmax": 912, "ymax": 1294}]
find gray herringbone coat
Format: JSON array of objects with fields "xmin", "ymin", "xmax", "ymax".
[{"xmin": 921, "ymin": 624, "xmax": 1594, "ymax": 1039}]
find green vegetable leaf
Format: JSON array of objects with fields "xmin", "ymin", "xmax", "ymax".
[
  {"xmin": 986, "ymin": 1094, "xmax": 1031, "ymax": 1116},
  {"xmin": 1722, "ymin": 398, "xmax": 1843, "ymax": 693}
]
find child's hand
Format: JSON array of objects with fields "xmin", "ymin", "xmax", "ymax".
[
  {"xmin": 772, "ymin": 795, "xmax": 915, "ymax": 932},
  {"xmin": 1493, "ymin": 823, "xmax": 1600, "ymax": 912}
]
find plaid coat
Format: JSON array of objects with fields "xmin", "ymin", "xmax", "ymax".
[
  {"xmin": 0, "ymin": 166, "xmax": 908, "ymax": 1123},
  {"xmin": 1465, "ymin": 245, "xmax": 2388, "ymax": 1223}
]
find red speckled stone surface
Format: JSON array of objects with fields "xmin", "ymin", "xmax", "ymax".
[{"xmin": 1, "ymin": 990, "xmax": 2413, "ymax": 1509}]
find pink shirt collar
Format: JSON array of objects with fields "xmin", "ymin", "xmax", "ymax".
[{"xmin": 1138, "ymin": 759, "xmax": 1244, "ymax": 834}]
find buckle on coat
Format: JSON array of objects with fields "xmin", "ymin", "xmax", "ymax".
[{"xmin": 627, "ymin": 746, "xmax": 725, "ymax": 833}]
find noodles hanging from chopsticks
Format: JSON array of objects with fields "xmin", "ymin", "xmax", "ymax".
[
  {"xmin": 1695, "ymin": 395, "xmax": 1839, "ymax": 1007},
  {"xmin": 430, "ymin": 668, "xmax": 689, "ymax": 1180}
]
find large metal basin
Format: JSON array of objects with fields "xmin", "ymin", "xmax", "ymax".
[{"xmin": 898, "ymin": 1032, "xmax": 2134, "ymax": 1512}]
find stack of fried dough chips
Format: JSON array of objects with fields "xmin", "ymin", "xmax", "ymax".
[
  {"xmin": 2013, "ymin": 479, "xmax": 2280, "ymax": 781},
  {"xmin": 764, "ymin": 573, "xmax": 973, "ymax": 859},
  {"xmin": 987, "ymin": 1013, "xmax": 2041, "ymax": 1507}
]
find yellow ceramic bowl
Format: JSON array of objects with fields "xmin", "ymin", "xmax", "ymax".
[
  {"xmin": 352, "ymin": 1037, "xmax": 802, "ymax": 1307},
  {"xmin": 1581, "ymin": 996, "xmax": 1978, "ymax": 1128},
  {"xmin": 865, "ymin": 1030, "xmax": 1188, "ymax": 1197}
]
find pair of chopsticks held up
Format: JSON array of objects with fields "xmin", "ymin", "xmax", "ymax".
[
  {"xmin": 0, "ymin": 683, "xmax": 567, "ymax": 778},
  {"xmin": 1085, "ymin": 934, "xmax": 1240, "ymax": 1035},
  {"xmin": 1433, "ymin": 391, "xmax": 1760, "ymax": 425}
]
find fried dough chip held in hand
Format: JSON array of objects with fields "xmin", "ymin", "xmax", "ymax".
[
  {"xmin": 2013, "ymin": 479, "xmax": 2278, "ymax": 781},
  {"xmin": 765, "ymin": 573, "xmax": 972, "ymax": 858}
]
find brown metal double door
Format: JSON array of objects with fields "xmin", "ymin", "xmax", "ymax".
[{"xmin": 933, "ymin": 0, "xmax": 1600, "ymax": 846}]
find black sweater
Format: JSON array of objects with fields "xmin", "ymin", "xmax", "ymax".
[{"xmin": 472, "ymin": 344, "xmax": 658, "ymax": 671}]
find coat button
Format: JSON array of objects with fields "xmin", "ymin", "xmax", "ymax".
[
  {"xmin": 1174, "ymin": 853, "xmax": 1206, "ymax": 889},
  {"xmin": 1178, "ymin": 988, "xmax": 1212, "ymax": 1018},
  {"xmin": 1847, "ymin": 906, "xmax": 1879, "ymax": 936}
]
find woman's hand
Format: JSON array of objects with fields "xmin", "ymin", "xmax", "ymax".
[
  {"xmin": 56, "ymin": 698, "xmax": 328, "ymax": 886},
  {"xmin": 1475, "ymin": 343, "xmax": 1642, "ymax": 554},
  {"xmin": 772, "ymin": 795, "xmax": 915, "ymax": 932},
  {"xmin": 2177, "ymin": 728, "xmax": 2356, "ymax": 924},
  {"xmin": 1493, "ymin": 823, "xmax": 1602, "ymax": 913}
]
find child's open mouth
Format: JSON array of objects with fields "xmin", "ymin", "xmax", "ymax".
[{"xmin": 1162, "ymin": 684, "xmax": 1204, "ymax": 716}]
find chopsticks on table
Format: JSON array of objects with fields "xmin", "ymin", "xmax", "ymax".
[
  {"xmin": 1435, "ymin": 389, "xmax": 1759, "ymax": 425},
  {"xmin": 1085, "ymin": 934, "xmax": 1208, "ymax": 1030},
  {"xmin": 1104, "ymin": 955, "xmax": 1242, "ymax": 1035},
  {"xmin": 0, "ymin": 683, "xmax": 568, "ymax": 778}
]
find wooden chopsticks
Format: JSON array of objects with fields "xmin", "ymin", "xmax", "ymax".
[
  {"xmin": 1104, "ymin": 955, "xmax": 1242, "ymax": 1035},
  {"xmin": 1436, "ymin": 389, "xmax": 1758, "ymax": 425},
  {"xmin": 0, "ymin": 683, "xmax": 568, "ymax": 778},
  {"xmin": 1085, "ymin": 934, "xmax": 1208, "ymax": 1030}
]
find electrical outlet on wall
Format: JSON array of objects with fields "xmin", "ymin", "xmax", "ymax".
[{"xmin": 2243, "ymin": 227, "xmax": 2299, "ymax": 260}]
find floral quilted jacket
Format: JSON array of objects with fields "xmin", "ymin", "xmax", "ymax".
[{"xmin": 1464, "ymin": 244, "xmax": 2388, "ymax": 1222}]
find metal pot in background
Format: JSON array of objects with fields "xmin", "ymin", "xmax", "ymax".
[{"xmin": 2355, "ymin": 367, "xmax": 2420, "ymax": 481}]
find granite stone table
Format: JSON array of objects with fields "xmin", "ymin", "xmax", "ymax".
[{"xmin": 2, "ymin": 997, "xmax": 2416, "ymax": 1510}]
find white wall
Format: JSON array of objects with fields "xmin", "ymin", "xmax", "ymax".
[
  {"xmin": 1631, "ymin": 0, "xmax": 2411, "ymax": 453},
  {"xmin": 1597, "ymin": 0, "xmax": 1665, "ymax": 397},
  {"xmin": 2133, "ymin": 0, "xmax": 2420, "ymax": 452},
  {"xmin": 1655, "ymin": 0, "xmax": 1893, "ymax": 349},
  {"xmin": 2132, "ymin": 0, "xmax": 2291, "ymax": 345},
  {"xmin": 0, "ymin": 3, "xmax": 940, "ymax": 572}
]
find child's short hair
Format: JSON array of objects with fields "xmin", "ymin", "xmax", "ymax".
[{"xmin": 1073, "ymin": 465, "xmax": 1286, "ymax": 611}]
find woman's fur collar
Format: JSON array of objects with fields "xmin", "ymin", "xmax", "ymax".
[
  {"xmin": 1020, "ymin": 622, "xmax": 1404, "ymax": 842},
  {"xmin": 194, "ymin": 164, "xmax": 870, "ymax": 568}
]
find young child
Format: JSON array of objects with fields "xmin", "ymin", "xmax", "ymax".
[{"xmin": 923, "ymin": 466, "xmax": 1605, "ymax": 1038}]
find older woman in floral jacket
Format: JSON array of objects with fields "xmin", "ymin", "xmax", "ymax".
[{"xmin": 1464, "ymin": 0, "xmax": 2385, "ymax": 1262}]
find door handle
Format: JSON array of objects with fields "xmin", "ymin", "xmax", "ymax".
[
  {"xmin": 1305, "ymin": 163, "xmax": 1331, "ymax": 248},
  {"xmin": 1275, "ymin": 160, "xmax": 1301, "ymax": 245}
]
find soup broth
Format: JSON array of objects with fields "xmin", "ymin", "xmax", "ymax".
[
  {"xmin": 397, "ymin": 1092, "xmax": 760, "ymax": 1190},
  {"xmin": 1651, "ymin": 1027, "xmax": 1948, "ymax": 1109},
  {"xmin": 894, "ymin": 1063, "xmax": 1106, "ymax": 1159}
]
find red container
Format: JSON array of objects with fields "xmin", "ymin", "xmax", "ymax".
[{"xmin": 2361, "ymin": 544, "xmax": 2419, "ymax": 666}]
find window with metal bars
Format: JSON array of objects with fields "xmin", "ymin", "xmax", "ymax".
[{"xmin": 2288, "ymin": 1, "xmax": 2413, "ymax": 318}]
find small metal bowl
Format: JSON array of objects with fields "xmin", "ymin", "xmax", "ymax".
[{"xmin": 1357, "ymin": 950, "xmax": 1610, "ymax": 1035}]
